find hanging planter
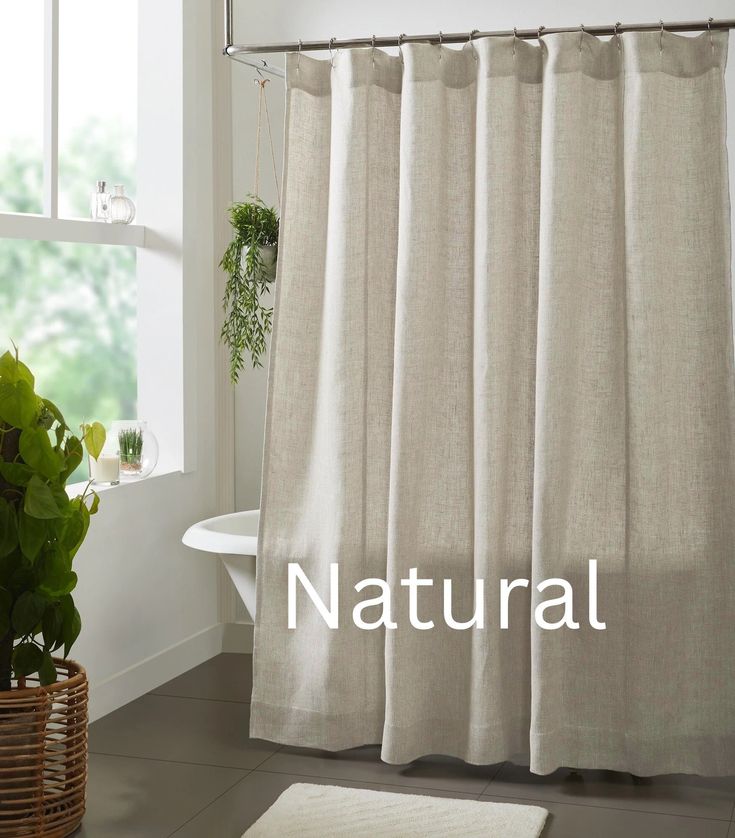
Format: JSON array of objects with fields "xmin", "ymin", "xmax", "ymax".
[
  {"xmin": 220, "ymin": 197, "xmax": 279, "ymax": 380},
  {"xmin": 221, "ymin": 76, "xmax": 281, "ymax": 381}
]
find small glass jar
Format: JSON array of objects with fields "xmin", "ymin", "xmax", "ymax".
[
  {"xmin": 109, "ymin": 185, "xmax": 136, "ymax": 224},
  {"xmin": 113, "ymin": 420, "xmax": 158, "ymax": 481},
  {"xmin": 89, "ymin": 450, "xmax": 120, "ymax": 486}
]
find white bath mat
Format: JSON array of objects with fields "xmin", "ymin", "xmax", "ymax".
[{"xmin": 242, "ymin": 783, "xmax": 547, "ymax": 837}]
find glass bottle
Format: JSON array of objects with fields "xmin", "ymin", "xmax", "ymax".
[
  {"xmin": 109, "ymin": 185, "xmax": 136, "ymax": 224},
  {"xmin": 90, "ymin": 180, "xmax": 111, "ymax": 221}
]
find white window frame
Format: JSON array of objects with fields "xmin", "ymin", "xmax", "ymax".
[
  {"xmin": 0, "ymin": 0, "xmax": 197, "ymax": 482},
  {"xmin": 0, "ymin": 0, "xmax": 145, "ymax": 247}
]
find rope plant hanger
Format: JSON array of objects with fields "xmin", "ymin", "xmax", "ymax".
[{"xmin": 221, "ymin": 75, "xmax": 280, "ymax": 381}]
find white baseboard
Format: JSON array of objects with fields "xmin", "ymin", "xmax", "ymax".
[{"xmin": 88, "ymin": 621, "xmax": 251, "ymax": 723}]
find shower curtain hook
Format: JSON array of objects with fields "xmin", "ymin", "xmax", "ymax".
[
  {"xmin": 708, "ymin": 17, "xmax": 715, "ymax": 52},
  {"xmin": 371, "ymin": 34, "xmax": 376, "ymax": 67},
  {"xmin": 659, "ymin": 20, "xmax": 664, "ymax": 54},
  {"xmin": 537, "ymin": 25, "xmax": 546, "ymax": 44},
  {"xmin": 579, "ymin": 23, "xmax": 585, "ymax": 53},
  {"xmin": 398, "ymin": 32, "xmax": 406, "ymax": 63},
  {"xmin": 513, "ymin": 27, "xmax": 518, "ymax": 56},
  {"xmin": 438, "ymin": 30, "xmax": 443, "ymax": 59},
  {"xmin": 468, "ymin": 29, "xmax": 479, "ymax": 60},
  {"xmin": 297, "ymin": 39, "xmax": 303, "ymax": 73},
  {"xmin": 613, "ymin": 21, "xmax": 621, "ymax": 52},
  {"xmin": 329, "ymin": 37, "xmax": 336, "ymax": 67}
]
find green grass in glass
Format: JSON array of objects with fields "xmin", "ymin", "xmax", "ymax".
[{"xmin": 118, "ymin": 427, "xmax": 143, "ymax": 475}]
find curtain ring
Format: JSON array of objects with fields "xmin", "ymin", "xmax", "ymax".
[
  {"xmin": 659, "ymin": 20, "xmax": 664, "ymax": 54},
  {"xmin": 329, "ymin": 37, "xmax": 336, "ymax": 67},
  {"xmin": 708, "ymin": 17, "xmax": 715, "ymax": 52},
  {"xmin": 579, "ymin": 23, "xmax": 585, "ymax": 53},
  {"xmin": 513, "ymin": 26, "xmax": 518, "ymax": 56},
  {"xmin": 537, "ymin": 24, "xmax": 545, "ymax": 42},
  {"xmin": 297, "ymin": 39, "xmax": 303, "ymax": 72},
  {"xmin": 468, "ymin": 29, "xmax": 479, "ymax": 60},
  {"xmin": 371, "ymin": 34, "xmax": 376, "ymax": 68},
  {"xmin": 398, "ymin": 32, "xmax": 406, "ymax": 63},
  {"xmin": 613, "ymin": 21, "xmax": 621, "ymax": 52},
  {"xmin": 438, "ymin": 30, "xmax": 443, "ymax": 59}
]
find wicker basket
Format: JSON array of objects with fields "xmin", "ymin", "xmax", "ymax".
[{"xmin": 0, "ymin": 660, "xmax": 87, "ymax": 838}]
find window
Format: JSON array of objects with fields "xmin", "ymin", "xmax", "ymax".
[{"xmin": 0, "ymin": 1, "xmax": 140, "ymax": 484}]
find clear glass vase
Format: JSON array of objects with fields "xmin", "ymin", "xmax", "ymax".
[
  {"xmin": 112, "ymin": 420, "xmax": 158, "ymax": 481},
  {"xmin": 109, "ymin": 185, "xmax": 136, "ymax": 224}
]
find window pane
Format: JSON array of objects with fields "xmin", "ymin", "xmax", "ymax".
[
  {"xmin": 58, "ymin": 0, "xmax": 137, "ymax": 219},
  {"xmin": 0, "ymin": 1, "xmax": 44, "ymax": 214},
  {"xmin": 0, "ymin": 240, "xmax": 137, "ymax": 484}
]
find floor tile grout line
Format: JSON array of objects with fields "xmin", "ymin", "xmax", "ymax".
[
  {"xmin": 149, "ymin": 690, "xmax": 253, "ymax": 705},
  {"xmin": 142, "ymin": 692, "xmax": 253, "ymax": 706},
  {"xmin": 251, "ymin": 766, "xmax": 489, "ymax": 796},
  {"xmin": 167, "ymin": 770, "xmax": 254, "ymax": 838},
  {"xmin": 476, "ymin": 760, "xmax": 506, "ymax": 796},
  {"xmin": 478, "ymin": 790, "xmax": 734, "ymax": 822},
  {"xmin": 88, "ymin": 747, "xmax": 273, "ymax": 772}
]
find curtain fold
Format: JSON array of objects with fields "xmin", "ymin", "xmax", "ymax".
[{"xmin": 251, "ymin": 31, "xmax": 735, "ymax": 776}]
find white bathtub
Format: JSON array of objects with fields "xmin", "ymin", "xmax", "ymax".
[{"xmin": 182, "ymin": 509, "xmax": 259, "ymax": 619}]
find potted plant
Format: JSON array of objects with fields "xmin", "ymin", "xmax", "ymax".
[
  {"xmin": 220, "ymin": 196, "xmax": 279, "ymax": 380},
  {"xmin": 0, "ymin": 347, "xmax": 105, "ymax": 837}
]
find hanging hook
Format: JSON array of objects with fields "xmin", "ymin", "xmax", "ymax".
[
  {"xmin": 297, "ymin": 38, "xmax": 303, "ymax": 73},
  {"xmin": 659, "ymin": 19, "xmax": 664, "ymax": 54},
  {"xmin": 329, "ymin": 36, "xmax": 336, "ymax": 67},
  {"xmin": 613, "ymin": 21, "xmax": 621, "ymax": 52},
  {"xmin": 579, "ymin": 23, "xmax": 585, "ymax": 53},
  {"xmin": 513, "ymin": 26, "xmax": 518, "ymax": 56},
  {"xmin": 537, "ymin": 24, "xmax": 546, "ymax": 43},
  {"xmin": 438, "ymin": 30, "xmax": 443, "ymax": 59},
  {"xmin": 708, "ymin": 17, "xmax": 715, "ymax": 52},
  {"xmin": 398, "ymin": 32, "xmax": 406, "ymax": 63},
  {"xmin": 371, "ymin": 34, "xmax": 376, "ymax": 68},
  {"xmin": 468, "ymin": 29, "xmax": 479, "ymax": 60}
]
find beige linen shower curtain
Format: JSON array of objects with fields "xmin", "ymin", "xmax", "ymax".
[{"xmin": 250, "ymin": 30, "xmax": 735, "ymax": 776}]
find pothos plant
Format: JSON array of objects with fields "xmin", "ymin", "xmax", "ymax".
[
  {"xmin": 0, "ymin": 348, "xmax": 105, "ymax": 691},
  {"xmin": 220, "ymin": 197, "xmax": 279, "ymax": 381}
]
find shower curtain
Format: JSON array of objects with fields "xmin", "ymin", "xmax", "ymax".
[{"xmin": 250, "ymin": 31, "xmax": 735, "ymax": 776}]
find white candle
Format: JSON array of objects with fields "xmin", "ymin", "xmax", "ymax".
[{"xmin": 90, "ymin": 455, "xmax": 120, "ymax": 485}]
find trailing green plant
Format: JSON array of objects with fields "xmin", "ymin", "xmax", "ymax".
[
  {"xmin": 220, "ymin": 196, "xmax": 279, "ymax": 380},
  {"xmin": 118, "ymin": 427, "xmax": 143, "ymax": 465},
  {"xmin": 0, "ymin": 347, "xmax": 105, "ymax": 691}
]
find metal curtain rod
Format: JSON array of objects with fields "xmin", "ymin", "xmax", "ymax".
[{"xmin": 224, "ymin": 6, "xmax": 735, "ymax": 62}]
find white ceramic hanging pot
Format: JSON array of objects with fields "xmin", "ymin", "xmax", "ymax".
[{"xmin": 257, "ymin": 244, "xmax": 277, "ymax": 282}]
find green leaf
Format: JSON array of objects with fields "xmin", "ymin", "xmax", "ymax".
[
  {"xmin": 12, "ymin": 642, "xmax": 43, "ymax": 677},
  {"xmin": 37, "ymin": 548, "xmax": 77, "ymax": 598},
  {"xmin": 82, "ymin": 422, "xmax": 106, "ymax": 461},
  {"xmin": 60, "ymin": 436, "xmax": 84, "ymax": 483},
  {"xmin": 42, "ymin": 606, "xmax": 63, "ymax": 651},
  {"xmin": 12, "ymin": 590, "xmax": 46, "ymax": 636},
  {"xmin": 38, "ymin": 651, "xmax": 57, "ymax": 686},
  {"xmin": 19, "ymin": 427, "xmax": 63, "ymax": 479},
  {"xmin": 0, "ymin": 351, "xmax": 34, "ymax": 388},
  {"xmin": 24, "ymin": 475, "xmax": 60, "ymax": 519},
  {"xmin": 0, "ymin": 462, "xmax": 33, "ymax": 487},
  {"xmin": 18, "ymin": 512, "xmax": 46, "ymax": 562},
  {"xmin": 0, "ymin": 498, "xmax": 18, "ymax": 558},
  {"xmin": 61, "ymin": 602, "xmax": 81, "ymax": 658},
  {"xmin": 0, "ymin": 587, "xmax": 11, "ymax": 638},
  {"xmin": 0, "ymin": 380, "xmax": 38, "ymax": 428},
  {"xmin": 41, "ymin": 398, "xmax": 67, "ymax": 430},
  {"xmin": 88, "ymin": 491, "xmax": 100, "ymax": 515}
]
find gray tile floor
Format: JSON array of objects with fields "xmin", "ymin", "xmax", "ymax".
[{"xmin": 81, "ymin": 653, "xmax": 735, "ymax": 837}]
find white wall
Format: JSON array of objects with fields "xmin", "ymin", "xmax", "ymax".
[
  {"xmin": 231, "ymin": 0, "xmax": 735, "ymax": 509},
  {"xmin": 72, "ymin": 0, "xmax": 227, "ymax": 721}
]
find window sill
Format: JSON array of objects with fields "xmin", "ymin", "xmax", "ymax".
[
  {"xmin": 65, "ymin": 468, "xmax": 181, "ymax": 499},
  {"xmin": 0, "ymin": 213, "xmax": 146, "ymax": 248}
]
